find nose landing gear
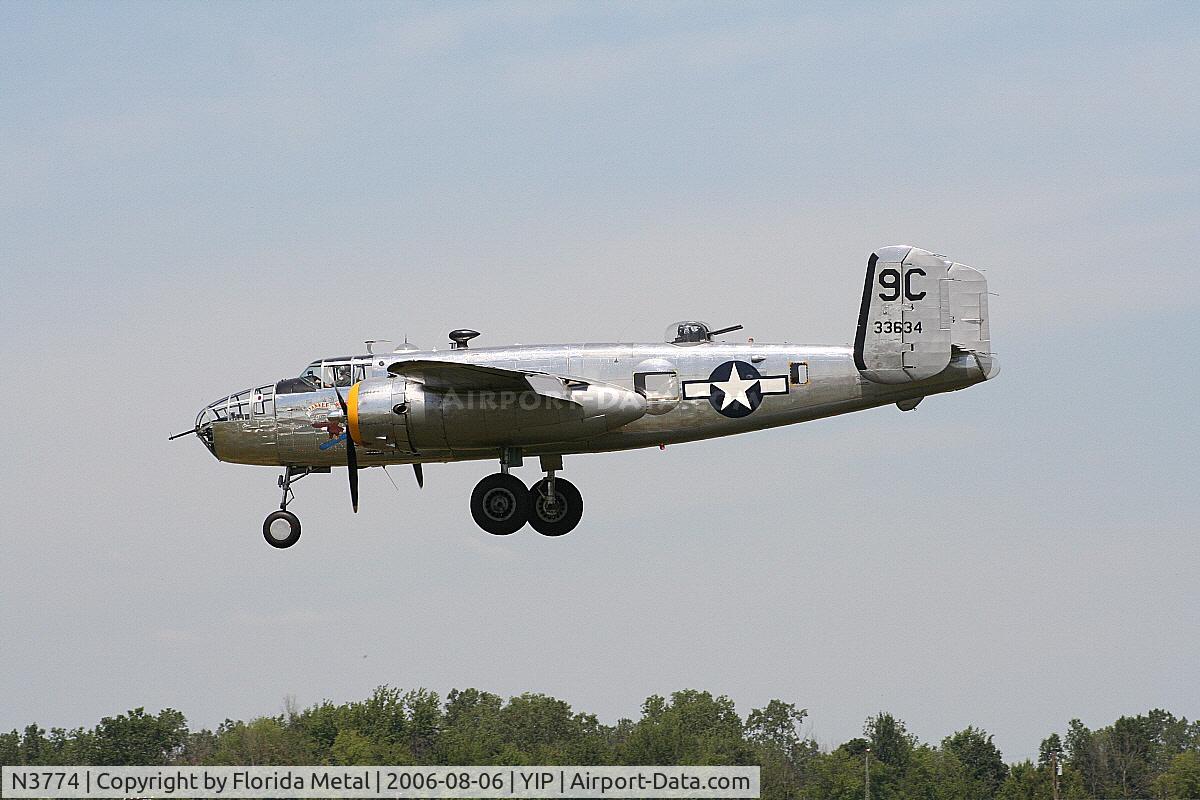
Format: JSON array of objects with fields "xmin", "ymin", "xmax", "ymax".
[{"xmin": 262, "ymin": 466, "xmax": 321, "ymax": 549}]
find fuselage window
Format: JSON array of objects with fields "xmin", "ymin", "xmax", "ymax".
[
  {"xmin": 634, "ymin": 371, "xmax": 679, "ymax": 400},
  {"xmin": 789, "ymin": 361, "xmax": 809, "ymax": 386}
]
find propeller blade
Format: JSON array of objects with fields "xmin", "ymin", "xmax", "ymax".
[
  {"xmin": 347, "ymin": 437, "xmax": 359, "ymax": 513},
  {"xmin": 413, "ymin": 463, "xmax": 424, "ymax": 488},
  {"xmin": 335, "ymin": 386, "xmax": 360, "ymax": 513}
]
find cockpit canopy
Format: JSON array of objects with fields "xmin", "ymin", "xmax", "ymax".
[
  {"xmin": 665, "ymin": 321, "xmax": 744, "ymax": 345},
  {"xmin": 299, "ymin": 357, "xmax": 366, "ymax": 389},
  {"xmin": 276, "ymin": 357, "xmax": 372, "ymax": 394}
]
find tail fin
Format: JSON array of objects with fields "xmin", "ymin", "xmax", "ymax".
[{"xmin": 854, "ymin": 246, "xmax": 992, "ymax": 384}]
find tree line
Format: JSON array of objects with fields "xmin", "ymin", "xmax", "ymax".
[{"xmin": 3, "ymin": 687, "xmax": 1198, "ymax": 799}]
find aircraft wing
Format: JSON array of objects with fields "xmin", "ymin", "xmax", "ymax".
[{"xmin": 386, "ymin": 359, "xmax": 580, "ymax": 400}]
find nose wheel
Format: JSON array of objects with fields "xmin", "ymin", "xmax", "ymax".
[{"xmin": 263, "ymin": 510, "xmax": 301, "ymax": 549}]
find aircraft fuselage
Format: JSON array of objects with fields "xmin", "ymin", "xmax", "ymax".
[{"xmin": 204, "ymin": 341, "xmax": 993, "ymax": 468}]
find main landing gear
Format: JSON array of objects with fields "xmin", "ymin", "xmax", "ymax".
[
  {"xmin": 263, "ymin": 466, "xmax": 327, "ymax": 549},
  {"xmin": 470, "ymin": 452, "xmax": 584, "ymax": 537}
]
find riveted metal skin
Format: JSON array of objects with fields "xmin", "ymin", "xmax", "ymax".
[
  {"xmin": 193, "ymin": 246, "xmax": 996, "ymax": 470},
  {"xmin": 199, "ymin": 341, "xmax": 993, "ymax": 468},
  {"xmin": 854, "ymin": 246, "xmax": 992, "ymax": 384}
]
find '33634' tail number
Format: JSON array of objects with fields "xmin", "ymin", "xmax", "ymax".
[{"xmin": 873, "ymin": 320, "xmax": 922, "ymax": 334}]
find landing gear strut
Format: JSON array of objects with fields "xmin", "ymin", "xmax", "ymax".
[{"xmin": 263, "ymin": 466, "xmax": 314, "ymax": 549}]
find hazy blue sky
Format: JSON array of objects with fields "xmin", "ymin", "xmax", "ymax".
[{"xmin": 1, "ymin": 2, "xmax": 1197, "ymax": 760}]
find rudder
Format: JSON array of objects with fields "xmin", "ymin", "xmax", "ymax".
[{"xmin": 854, "ymin": 246, "xmax": 991, "ymax": 384}]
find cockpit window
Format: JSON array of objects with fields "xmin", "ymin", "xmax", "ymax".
[
  {"xmin": 297, "ymin": 358, "xmax": 367, "ymax": 389},
  {"xmin": 300, "ymin": 361, "xmax": 323, "ymax": 387},
  {"xmin": 276, "ymin": 376, "xmax": 320, "ymax": 394},
  {"xmin": 324, "ymin": 363, "xmax": 354, "ymax": 387}
]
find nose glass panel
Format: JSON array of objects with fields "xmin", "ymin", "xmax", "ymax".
[
  {"xmin": 195, "ymin": 386, "xmax": 276, "ymax": 459},
  {"xmin": 219, "ymin": 389, "xmax": 254, "ymax": 421},
  {"xmin": 199, "ymin": 387, "xmax": 277, "ymax": 423}
]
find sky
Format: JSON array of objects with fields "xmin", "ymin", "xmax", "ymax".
[{"xmin": 1, "ymin": 1, "xmax": 1198, "ymax": 761}]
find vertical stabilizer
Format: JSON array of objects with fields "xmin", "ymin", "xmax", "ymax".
[{"xmin": 854, "ymin": 246, "xmax": 991, "ymax": 384}]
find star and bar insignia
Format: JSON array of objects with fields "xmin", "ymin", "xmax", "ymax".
[{"xmin": 681, "ymin": 360, "xmax": 789, "ymax": 418}]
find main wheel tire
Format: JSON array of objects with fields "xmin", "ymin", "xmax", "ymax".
[
  {"xmin": 470, "ymin": 473, "xmax": 530, "ymax": 535},
  {"xmin": 528, "ymin": 477, "xmax": 583, "ymax": 537},
  {"xmin": 263, "ymin": 510, "xmax": 301, "ymax": 549}
]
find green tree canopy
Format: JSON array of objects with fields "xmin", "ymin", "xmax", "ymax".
[
  {"xmin": 942, "ymin": 726, "xmax": 1008, "ymax": 799},
  {"xmin": 864, "ymin": 712, "xmax": 916, "ymax": 771},
  {"xmin": 2, "ymin": 689, "xmax": 1198, "ymax": 800}
]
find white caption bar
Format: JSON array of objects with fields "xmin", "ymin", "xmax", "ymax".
[{"xmin": 1, "ymin": 766, "xmax": 760, "ymax": 798}]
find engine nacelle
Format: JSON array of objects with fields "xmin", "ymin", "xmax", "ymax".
[
  {"xmin": 348, "ymin": 378, "xmax": 413, "ymax": 453},
  {"xmin": 348, "ymin": 377, "xmax": 647, "ymax": 456}
]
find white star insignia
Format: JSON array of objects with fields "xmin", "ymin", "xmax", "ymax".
[{"xmin": 712, "ymin": 362, "xmax": 758, "ymax": 410}]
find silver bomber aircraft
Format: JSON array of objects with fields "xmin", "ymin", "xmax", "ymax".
[{"xmin": 173, "ymin": 246, "xmax": 998, "ymax": 548}]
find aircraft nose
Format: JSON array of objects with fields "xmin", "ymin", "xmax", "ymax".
[
  {"xmin": 192, "ymin": 386, "xmax": 279, "ymax": 464},
  {"xmin": 195, "ymin": 406, "xmax": 219, "ymax": 458}
]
